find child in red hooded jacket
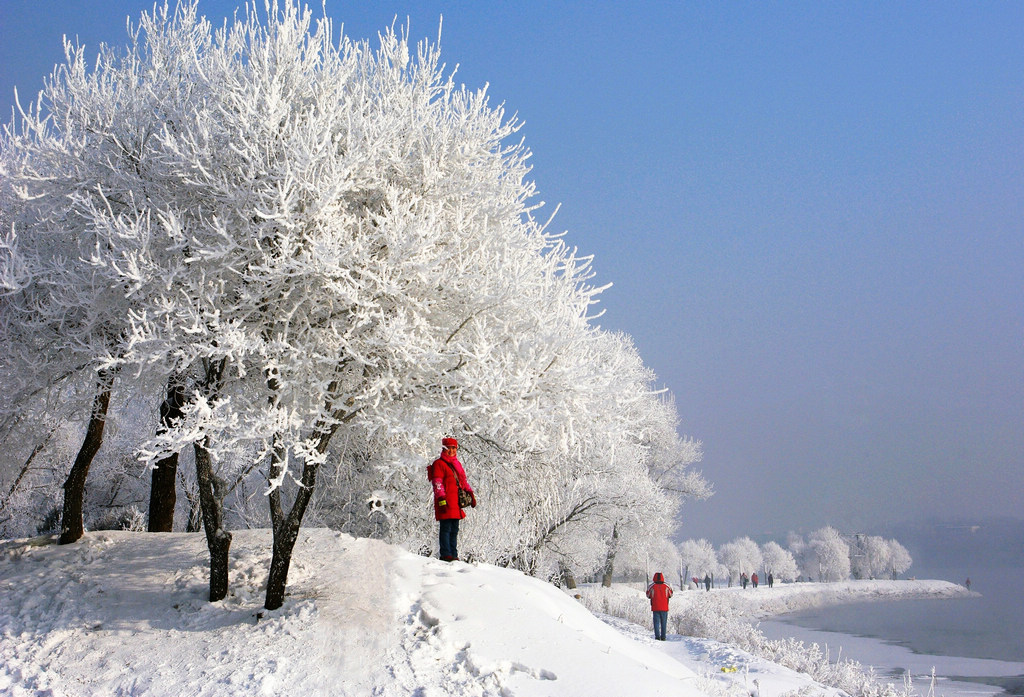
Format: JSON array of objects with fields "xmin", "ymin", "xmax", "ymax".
[{"xmin": 646, "ymin": 572, "xmax": 673, "ymax": 640}]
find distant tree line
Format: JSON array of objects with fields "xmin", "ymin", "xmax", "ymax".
[{"xmin": 668, "ymin": 527, "xmax": 912, "ymax": 588}]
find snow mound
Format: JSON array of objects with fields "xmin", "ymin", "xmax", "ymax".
[{"xmin": 0, "ymin": 529, "xmax": 705, "ymax": 697}]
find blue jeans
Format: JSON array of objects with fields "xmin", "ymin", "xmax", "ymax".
[
  {"xmin": 439, "ymin": 518, "xmax": 460, "ymax": 560},
  {"xmin": 653, "ymin": 611, "xmax": 668, "ymax": 640}
]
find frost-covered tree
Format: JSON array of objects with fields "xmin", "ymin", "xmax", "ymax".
[
  {"xmin": 886, "ymin": 538, "xmax": 912, "ymax": 579},
  {"xmin": 444, "ymin": 329, "xmax": 705, "ymax": 580},
  {"xmin": 2, "ymin": 0, "xmax": 708, "ymax": 610},
  {"xmin": 717, "ymin": 537, "xmax": 763, "ymax": 586},
  {"xmin": 804, "ymin": 526, "xmax": 851, "ymax": 582},
  {"xmin": 0, "ymin": 0, "xmax": 712, "ymax": 610},
  {"xmin": 760, "ymin": 540, "xmax": 799, "ymax": 582},
  {"xmin": 677, "ymin": 538, "xmax": 718, "ymax": 589},
  {"xmin": 0, "ymin": 50, "xmax": 140, "ymax": 546},
  {"xmin": 850, "ymin": 535, "xmax": 884, "ymax": 579}
]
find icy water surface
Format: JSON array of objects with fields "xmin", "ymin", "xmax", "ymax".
[{"xmin": 760, "ymin": 567, "xmax": 1024, "ymax": 697}]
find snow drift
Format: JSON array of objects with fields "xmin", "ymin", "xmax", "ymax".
[{"xmin": 0, "ymin": 529, "xmax": 1007, "ymax": 697}]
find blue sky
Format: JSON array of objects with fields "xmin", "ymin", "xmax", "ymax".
[{"xmin": 2, "ymin": 1, "xmax": 1022, "ymax": 545}]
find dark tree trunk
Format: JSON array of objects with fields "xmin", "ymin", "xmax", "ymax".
[
  {"xmin": 261, "ymin": 367, "xmax": 352, "ymax": 611},
  {"xmin": 59, "ymin": 375, "xmax": 112, "ymax": 545},
  {"xmin": 263, "ymin": 405, "xmax": 348, "ymax": 611},
  {"xmin": 189, "ymin": 357, "xmax": 232, "ymax": 601},
  {"xmin": 559, "ymin": 561, "xmax": 577, "ymax": 590},
  {"xmin": 147, "ymin": 454, "xmax": 179, "ymax": 531},
  {"xmin": 148, "ymin": 376, "xmax": 186, "ymax": 532},
  {"xmin": 194, "ymin": 438, "xmax": 231, "ymax": 601},
  {"xmin": 264, "ymin": 445, "xmax": 318, "ymax": 611},
  {"xmin": 601, "ymin": 523, "xmax": 619, "ymax": 588},
  {"xmin": 265, "ymin": 508, "xmax": 305, "ymax": 611}
]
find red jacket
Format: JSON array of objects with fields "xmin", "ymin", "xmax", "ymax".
[
  {"xmin": 428, "ymin": 452, "xmax": 472, "ymax": 521},
  {"xmin": 646, "ymin": 572, "xmax": 673, "ymax": 611}
]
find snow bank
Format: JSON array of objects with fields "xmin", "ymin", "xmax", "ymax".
[
  {"xmin": 702, "ymin": 578, "xmax": 974, "ymax": 618},
  {"xmin": 0, "ymin": 529, "xmax": 999, "ymax": 697},
  {"xmin": 0, "ymin": 530, "xmax": 707, "ymax": 697},
  {"xmin": 572, "ymin": 576, "xmax": 971, "ymax": 639}
]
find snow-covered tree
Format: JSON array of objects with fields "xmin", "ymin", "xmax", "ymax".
[
  {"xmin": 804, "ymin": 526, "xmax": 851, "ymax": 582},
  {"xmin": 677, "ymin": 538, "xmax": 718, "ymax": 589},
  {"xmin": 849, "ymin": 535, "xmax": 884, "ymax": 579},
  {"xmin": 0, "ymin": 46, "xmax": 144, "ymax": 545},
  {"xmin": 717, "ymin": 537, "xmax": 763, "ymax": 586},
  {"xmin": 2, "ymin": 0, "xmax": 708, "ymax": 610},
  {"xmin": 760, "ymin": 540, "xmax": 799, "ymax": 582},
  {"xmin": 886, "ymin": 538, "xmax": 912, "ymax": 579}
]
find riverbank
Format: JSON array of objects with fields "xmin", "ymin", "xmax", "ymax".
[
  {"xmin": 676, "ymin": 577, "xmax": 975, "ymax": 618},
  {"xmin": 572, "ymin": 576, "xmax": 973, "ymax": 631},
  {"xmin": 573, "ymin": 578, "xmax": 1011, "ymax": 697}
]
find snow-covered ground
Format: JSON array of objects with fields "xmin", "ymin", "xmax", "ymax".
[
  {"xmin": 1, "ymin": 529, "xmax": 1020, "ymax": 697},
  {"xmin": 674, "ymin": 576, "xmax": 973, "ymax": 617}
]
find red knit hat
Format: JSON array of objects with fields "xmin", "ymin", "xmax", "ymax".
[{"xmin": 441, "ymin": 437, "xmax": 458, "ymax": 448}]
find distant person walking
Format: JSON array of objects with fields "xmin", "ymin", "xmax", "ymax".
[
  {"xmin": 428, "ymin": 437, "xmax": 476, "ymax": 561},
  {"xmin": 751, "ymin": 572, "xmax": 759, "ymax": 588},
  {"xmin": 741, "ymin": 572, "xmax": 748, "ymax": 589},
  {"xmin": 646, "ymin": 572, "xmax": 674, "ymax": 641},
  {"xmin": 768, "ymin": 572, "xmax": 774, "ymax": 588},
  {"xmin": 704, "ymin": 573, "xmax": 711, "ymax": 591}
]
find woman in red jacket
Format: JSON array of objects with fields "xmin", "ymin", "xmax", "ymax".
[
  {"xmin": 428, "ymin": 437, "xmax": 476, "ymax": 561},
  {"xmin": 646, "ymin": 572, "xmax": 673, "ymax": 641}
]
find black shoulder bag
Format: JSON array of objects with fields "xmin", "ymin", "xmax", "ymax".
[{"xmin": 442, "ymin": 459, "xmax": 474, "ymax": 509}]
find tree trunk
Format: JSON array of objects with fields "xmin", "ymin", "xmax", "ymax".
[
  {"xmin": 601, "ymin": 523, "xmax": 619, "ymax": 588},
  {"xmin": 194, "ymin": 438, "xmax": 231, "ymax": 601},
  {"xmin": 59, "ymin": 375, "xmax": 112, "ymax": 544},
  {"xmin": 147, "ymin": 376, "xmax": 186, "ymax": 532},
  {"xmin": 186, "ymin": 491, "xmax": 203, "ymax": 532},
  {"xmin": 265, "ymin": 506, "xmax": 304, "ymax": 611},
  {"xmin": 264, "ymin": 454, "xmax": 318, "ymax": 611},
  {"xmin": 262, "ymin": 370, "xmax": 351, "ymax": 611},
  {"xmin": 263, "ymin": 408, "xmax": 346, "ymax": 610},
  {"xmin": 559, "ymin": 561, "xmax": 577, "ymax": 590}
]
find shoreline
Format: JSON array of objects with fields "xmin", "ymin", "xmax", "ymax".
[
  {"xmin": 750, "ymin": 581, "xmax": 1024, "ymax": 697},
  {"xmin": 579, "ymin": 578, "xmax": 1010, "ymax": 697},
  {"xmin": 758, "ymin": 616, "xmax": 1024, "ymax": 697},
  {"xmin": 681, "ymin": 578, "xmax": 975, "ymax": 619}
]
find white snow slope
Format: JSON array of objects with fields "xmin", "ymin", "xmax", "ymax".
[{"xmin": 0, "ymin": 529, "xmax": 994, "ymax": 697}]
